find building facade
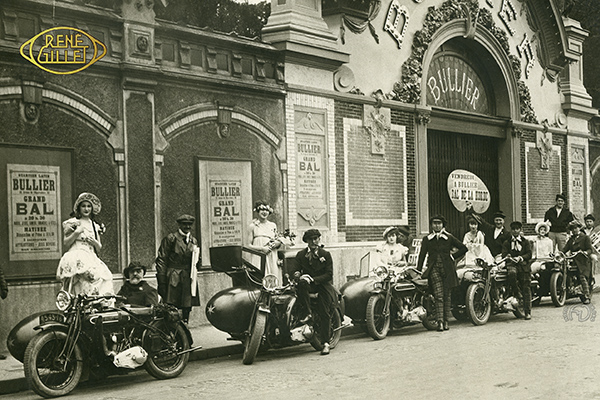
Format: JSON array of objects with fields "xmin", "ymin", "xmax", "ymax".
[{"xmin": 0, "ymin": 0, "xmax": 598, "ymax": 351}]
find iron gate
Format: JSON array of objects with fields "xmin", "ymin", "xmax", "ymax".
[{"xmin": 427, "ymin": 130, "xmax": 500, "ymax": 237}]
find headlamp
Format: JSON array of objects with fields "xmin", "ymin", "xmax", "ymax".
[
  {"xmin": 56, "ymin": 290, "xmax": 72, "ymax": 311},
  {"xmin": 262, "ymin": 274, "xmax": 279, "ymax": 289}
]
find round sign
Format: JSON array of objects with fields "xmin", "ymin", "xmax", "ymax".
[{"xmin": 447, "ymin": 169, "xmax": 490, "ymax": 214}]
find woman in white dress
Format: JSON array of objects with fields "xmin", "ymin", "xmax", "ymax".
[
  {"xmin": 375, "ymin": 226, "xmax": 409, "ymax": 272},
  {"xmin": 246, "ymin": 201, "xmax": 290, "ymax": 283},
  {"xmin": 530, "ymin": 221, "xmax": 556, "ymax": 274},
  {"xmin": 460, "ymin": 217, "xmax": 494, "ymax": 267},
  {"xmin": 56, "ymin": 193, "xmax": 113, "ymax": 296}
]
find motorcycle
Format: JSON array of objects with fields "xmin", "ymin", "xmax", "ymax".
[
  {"xmin": 363, "ymin": 265, "xmax": 438, "ymax": 340},
  {"xmin": 207, "ymin": 265, "xmax": 345, "ymax": 365},
  {"xmin": 529, "ymin": 254, "xmax": 562, "ymax": 307},
  {"xmin": 452, "ymin": 263, "xmax": 485, "ymax": 321},
  {"xmin": 464, "ymin": 257, "xmax": 526, "ymax": 325},
  {"xmin": 14, "ymin": 289, "xmax": 196, "ymax": 398},
  {"xmin": 549, "ymin": 250, "xmax": 591, "ymax": 306}
]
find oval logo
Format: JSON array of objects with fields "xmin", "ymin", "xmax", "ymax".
[
  {"xmin": 20, "ymin": 27, "xmax": 106, "ymax": 75},
  {"xmin": 447, "ymin": 169, "xmax": 491, "ymax": 214}
]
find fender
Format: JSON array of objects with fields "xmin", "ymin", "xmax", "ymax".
[
  {"xmin": 34, "ymin": 321, "xmax": 70, "ymax": 334},
  {"xmin": 179, "ymin": 322, "xmax": 194, "ymax": 347}
]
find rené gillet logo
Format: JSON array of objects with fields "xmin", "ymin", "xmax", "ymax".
[{"xmin": 20, "ymin": 27, "xmax": 106, "ymax": 75}]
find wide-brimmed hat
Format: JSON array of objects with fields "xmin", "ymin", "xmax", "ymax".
[
  {"xmin": 302, "ymin": 229, "xmax": 321, "ymax": 243},
  {"xmin": 584, "ymin": 214, "xmax": 595, "ymax": 222},
  {"xmin": 176, "ymin": 214, "xmax": 195, "ymax": 224},
  {"xmin": 382, "ymin": 226, "xmax": 399, "ymax": 240},
  {"xmin": 123, "ymin": 262, "xmax": 146, "ymax": 279},
  {"xmin": 535, "ymin": 221, "xmax": 550, "ymax": 235},
  {"xmin": 73, "ymin": 192, "xmax": 101, "ymax": 215},
  {"xmin": 492, "ymin": 211, "xmax": 506, "ymax": 219},
  {"xmin": 429, "ymin": 214, "xmax": 446, "ymax": 227},
  {"xmin": 568, "ymin": 220, "xmax": 582, "ymax": 230}
]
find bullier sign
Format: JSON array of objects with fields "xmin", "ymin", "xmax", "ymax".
[{"xmin": 447, "ymin": 169, "xmax": 490, "ymax": 214}]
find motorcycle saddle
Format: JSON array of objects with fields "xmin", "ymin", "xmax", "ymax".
[
  {"xmin": 412, "ymin": 278, "xmax": 428, "ymax": 287},
  {"xmin": 123, "ymin": 305, "xmax": 154, "ymax": 316}
]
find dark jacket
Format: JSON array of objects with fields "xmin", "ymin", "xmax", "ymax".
[
  {"xmin": 117, "ymin": 280, "xmax": 159, "ymax": 307},
  {"xmin": 501, "ymin": 235, "xmax": 532, "ymax": 273},
  {"xmin": 295, "ymin": 246, "xmax": 337, "ymax": 306},
  {"xmin": 467, "ymin": 210, "xmax": 511, "ymax": 256},
  {"xmin": 563, "ymin": 233, "xmax": 593, "ymax": 277},
  {"xmin": 155, "ymin": 232, "xmax": 200, "ymax": 308},
  {"xmin": 544, "ymin": 207, "xmax": 574, "ymax": 233},
  {"xmin": 0, "ymin": 265, "xmax": 7, "ymax": 299},
  {"xmin": 416, "ymin": 230, "xmax": 468, "ymax": 288}
]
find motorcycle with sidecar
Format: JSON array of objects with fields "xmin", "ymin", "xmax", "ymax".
[
  {"xmin": 8, "ymin": 288, "xmax": 196, "ymax": 398},
  {"xmin": 205, "ymin": 246, "xmax": 345, "ymax": 365},
  {"xmin": 549, "ymin": 250, "xmax": 593, "ymax": 306}
]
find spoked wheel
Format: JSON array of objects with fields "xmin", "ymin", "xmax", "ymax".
[
  {"xmin": 144, "ymin": 322, "xmax": 190, "ymax": 379},
  {"xmin": 550, "ymin": 272, "xmax": 566, "ymax": 307},
  {"xmin": 242, "ymin": 312, "xmax": 267, "ymax": 365},
  {"xmin": 466, "ymin": 283, "xmax": 491, "ymax": 326},
  {"xmin": 310, "ymin": 308, "xmax": 343, "ymax": 351},
  {"xmin": 421, "ymin": 294, "xmax": 438, "ymax": 331},
  {"xmin": 365, "ymin": 294, "xmax": 390, "ymax": 340},
  {"xmin": 24, "ymin": 330, "xmax": 83, "ymax": 398}
]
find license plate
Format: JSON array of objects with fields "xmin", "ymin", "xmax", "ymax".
[{"xmin": 39, "ymin": 313, "xmax": 65, "ymax": 324}]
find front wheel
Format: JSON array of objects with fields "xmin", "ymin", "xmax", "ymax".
[
  {"xmin": 24, "ymin": 330, "xmax": 83, "ymax": 398},
  {"xmin": 144, "ymin": 322, "xmax": 190, "ymax": 380},
  {"xmin": 365, "ymin": 294, "xmax": 390, "ymax": 340},
  {"xmin": 242, "ymin": 312, "xmax": 267, "ymax": 365},
  {"xmin": 550, "ymin": 272, "xmax": 566, "ymax": 307},
  {"xmin": 466, "ymin": 283, "xmax": 491, "ymax": 326}
]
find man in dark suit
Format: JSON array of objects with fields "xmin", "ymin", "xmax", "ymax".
[
  {"xmin": 469, "ymin": 209, "xmax": 511, "ymax": 258},
  {"xmin": 295, "ymin": 229, "xmax": 336, "ymax": 355},
  {"xmin": 502, "ymin": 221, "xmax": 532, "ymax": 320},
  {"xmin": 155, "ymin": 214, "xmax": 201, "ymax": 323},
  {"xmin": 564, "ymin": 220, "xmax": 593, "ymax": 304},
  {"xmin": 544, "ymin": 193, "xmax": 574, "ymax": 251}
]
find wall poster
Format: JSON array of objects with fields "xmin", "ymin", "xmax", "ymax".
[
  {"xmin": 7, "ymin": 164, "xmax": 61, "ymax": 261},
  {"xmin": 209, "ymin": 179, "xmax": 243, "ymax": 247}
]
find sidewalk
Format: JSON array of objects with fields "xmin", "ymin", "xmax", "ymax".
[{"xmin": 0, "ymin": 320, "xmax": 362, "ymax": 396}]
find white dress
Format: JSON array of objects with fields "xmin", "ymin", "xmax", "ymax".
[
  {"xmin": 460, "ymin": 230, "xmax": 494, "ymax": 267},
  {"xmin": 374, "ymin": 242, "xmax": 409, "ymax": 274},
  {"xmin": 56, "ymin": 217, "xmax": 113, "ymax": 296},
  {"xmin": 250, "ymin": 220, "xmax": 283, "ymax": 283},
  {"xmin": 530, "ymin": 236, "xmax": 556, "ymax": 274}
]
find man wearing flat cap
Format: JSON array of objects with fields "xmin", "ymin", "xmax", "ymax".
[
  {"xmin": 544, "ymin": 194, "xmax": 574, "ymax": 251},
  {"xmin": 155, "ymin": 214, "xmax": 201, "ymax": 322},
  {"xmin": 467, "ymin": 207, "xmax": 511, "ymax": 259},
  {"xmin": 295, "ymin": 229, "xmax": 337, "ymax": 355}
]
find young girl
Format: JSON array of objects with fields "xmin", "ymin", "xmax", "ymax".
[
  {"xmin": 461, "ymin": 217, "xmax": 494, "ymax": 267},
  {"xmin": 246, "ymin": 201, "xmax": 291, "ymax": 283},
  {"xmin": 56, "ymin": 193, "xmax": 113, "ymax": 296},
  {"xmin": 530, "ymin": 221, "xmax": 556, "ymax": 274},
  {"xmin": 375, "ymin": 226, "xmax": 409, "ymax": 271}
]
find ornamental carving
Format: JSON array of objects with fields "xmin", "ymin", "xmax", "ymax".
[{"xmin": 536, "ymin": 129, "xmax": 552, "ymax": 169}]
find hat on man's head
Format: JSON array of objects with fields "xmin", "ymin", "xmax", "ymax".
[
  {"xmin": 568, "ymin": 220, "xmax": 582, "ymax": 229},
  {"xmin": 493, "ymin": 211, "xmax": 506, "ymax": 219},
  {"xmin": 176, "ymin": 214, "xmax": 195, "ymax": 224},
  {"xmin": 397, "ymin": 226, "xmax": 410, "ymax": 237},
  {"xmin": 556, "ymin": 193, "xmax": 567, "ymax": 201},
  {"xmin": 382, "ymin": 226, "xmax": 399, "ymax": 240},
  {"xmin": 584, "ymin": 214, "xmax": 596, "ymax": 222},
  {"xmin": 302, "ymin": 229, "xmax": 321, "ymax": 243},
  {"xmin": 535, "ymin": 221, "xmax": 550, "ymax": 235},
  {"xmin": 123, "ymin": 261, "xmax": 146, "ymax": 279},
  {"xmin": 429, "ymin": 214, "xmax": 446, "ymax": 227}
]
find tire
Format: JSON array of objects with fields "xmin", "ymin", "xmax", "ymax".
[
  {"xmin": 144, "ymin": 323, "xmax": 190, "ymax": 380},
  {"xmin": 24, "ymin": 330, "xmax": 83, "ymax": 398},
  {"xmin": 242, "ymin": 312, "xmax": 267, "ymax": 365},
  {"xmin": 310, "ymin": 308, "xmax": 343, "ymax": 351},
  {"xmin": 365, "ymin": 294, "xmax": 390, "ymax": 340},
  {"xmin": 421, "ymin": 294, "xmax": 438, "ymax": 331},
  {"xmin": 550, "ymin": 272, "xmax": 566, "ymax": 307},
  {"xmin": 466, "ymin": 283, "xmax": 491, "ymax": 326},
  {"xmin": 512, "ymin": 301, "xmax": 525, "ymax": 319}
]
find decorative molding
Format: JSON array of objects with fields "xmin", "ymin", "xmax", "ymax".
[
  {"xmin": 383, "ymin": 1, "xmax": 409, "ymax": 49},
  {"xmin": 524, "ymin": 142, "xmax": 562, "ymax": 223}
]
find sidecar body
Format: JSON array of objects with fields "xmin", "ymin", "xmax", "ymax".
[{"xmin": 7, "ymin": 310, "xmax": 65, "ymax": 362}]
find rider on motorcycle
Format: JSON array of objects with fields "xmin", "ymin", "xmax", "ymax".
[
  {"xmin": 295, "ymin": 229, "xmax": 337, "ymax": 355},
  {"xmin": 501, "ymin": 221, "xmax": 532, "ymax": 320},
  {"xmin": 374, "ymin": 226, "xmax": 408, "ymax": 273},
  {"xmin": 530, "ymin": 221, "xmax": 557, "ymax": 274},
  {"xmin": 117, "ymin": 262, "xmax": 159, "ymax": 307},
  {"xmin": 563, "ymin": 220, "xmax": 593, "ymax": 304}
]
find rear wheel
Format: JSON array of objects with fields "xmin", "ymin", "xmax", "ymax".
[
  {"xmin": 310, "ymin": 308, "xmax": 343, "ymax": 351},
  {"xmin": 242, "ymin": 312, "xmax": 267, "ymax": 365},
  {"xmin": 466, "ymin": 283, "xmax": 491, "ymax": 326},
  {"xmin": 550, "ymin": 272, "xmax": 566, "ymax": 307},
  {"xmin": 24, "ymin": 330, "xmax": 83, "ymax": 398},
  {"xmin": 144, "ymin": 322, "xmax": 190, "ymax": 380},
  {"xmin": 365, "ymin": 294, "xmax": 390, "ymax": 340}
]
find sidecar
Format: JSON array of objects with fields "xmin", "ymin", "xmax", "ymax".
[
  {"xmin": 7, "ymin": 310, "xmax": 65, "ymax": 362},
  {"xmin": 339, "ymin": 252, "xmax": 379, "ymax": 324}
]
